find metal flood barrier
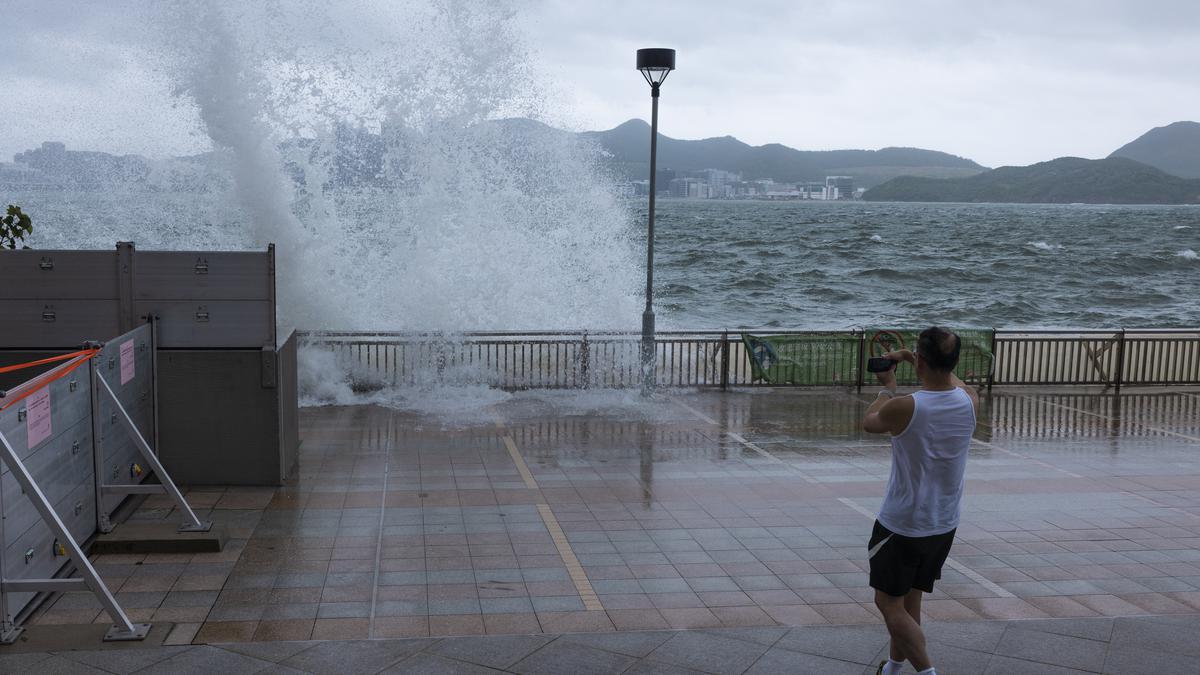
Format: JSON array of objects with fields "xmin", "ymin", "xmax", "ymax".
[
  {"xmin": 0, "ymin": 242, "xmax": 298, "ymax": 485},
  {"xmin": 0, "ymin": 322, "xmax": 209, "ymax": 643},
  {"xmin": 301, "ymin": 328, "xmax": 1200, "ymax": 392}
]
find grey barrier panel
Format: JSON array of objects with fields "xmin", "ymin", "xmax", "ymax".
[
  {"xmin": 277, "ymin": 331, "xmax": 299, "ymax": 482},
  {"xmin": 92, "ymin": 324, "xmax": 155, "ymax": 526},
  {"xmin": 156, "ymin": 333, "xmax": 298, "ymax": 485},
  {"xmin": 134, "ymin": 251, "xmax": 273, "ymax": 300},
  {"xmin": 140, "ymin": 300, "xmax": 274, "ymax": 349},
  {"xmin": 0, "ymin": 356, "xmax": 99, "ymax": 628},
  {"xmin": 0, "ymin": 250, "xmax": 118, "ymax": 300},
  {"xmin": 0, "ymin": 245, "xmax": 275, "ymax": 349},
  {"xmin": 0, "ymin": 300, "xmax": 121, "ymax": 349}
]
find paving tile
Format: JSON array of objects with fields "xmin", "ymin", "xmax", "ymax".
[
  {"xmin": 995, "ymin": 627, "xmax": 1108, "ymax": 672},
  {"xmin": 280, "ymin": 638, "xmax": 437, "ymax": 673},
  {"xmin": 646, "ymin": 630, "xmax": 769, "ymax": 674},
  {"xmin": 774, "ymin": 623, "xmax": 889, "ymax": 664},
  {"xmin": 1009, "ymin": 617, "xmax": 1114, "ymax": 642},
  {"xmin": 536, "ymin": 610, "xmax": 615, "ymax": 633},
  {"xmin": 811, "ymin": 603, "xmax": 878, "ymax": 624},
  {"xmin": 510, "ymin": 640, "xmax": 636, "ymax": 675},
  {"xmin": 558, "ymin": 630, "xmax": 674, "ymax": 657},
  {"xmin": 7, "ymin": 654, "xmax": 112, "ymax": 674},
  {"xmin": 606, "ymin": 608, "xmax": 669, "ymax": 631},
  {"xmin": 482, "ymin": 612, "xmax": 542, "ymax": 634},
  {"xmin": 659, "ymin": 607, "xmax": 724, "ymax": 629},
  {"xmin": 960, "ymin": 597, "xmax": 1051, "ymax": 620},
  {"xmin": 1102, "ymin": 644, "xmax": 1196, "ymax": 675},
  {"xmin": 1109, "ymin": 615, "xmax": 1200, "ymax": 657},
  {"xmin": 253, "ymin": 619, "xmax": 314, "ymax": 642},
  {"xmin": 430, "ymin": 634, "xmax": 554, "ymax": 669},
  {"xmin": 137, "ymin": 645, "xmax": 276, "ymax": 675},
  {"xmin": 742, "ymin": 647, "xmax": 865, "ymax": 675},
  {"xmin": 56, "ymin": 646, "xmax": 184, "ymax": 673},
  {"xmin": 710, "ymin": 605, "xmax": 776, "ymax": 627},
  {"xmin": 218, "ymin": 640, "xmax": 320, "ymax": 663},
  {"xmin": 430, "ymin": 614, "xmax": 486, "ymax": 636},
  {"xmin": 195, "ymin": 620, "xmax": 259, "ymax": 643},
  {"xmin": 310, "ymin": 617, "xmax": 369, "ymax": 639},
  {"xmin": 374, "ymin": 616, "xmax": 431, "ymax": 638},
  {"xmin": 983, "ymin": 655, "xmax": 1095, "ymax": 674},
  {"xmin": 761, "ymin": 604, "xmax": 829, "ymax": 626},
  {"xmin": 380, "ymin": 652, "xmax": 505, "ymax": 674}
]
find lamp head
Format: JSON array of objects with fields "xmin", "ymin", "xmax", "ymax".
[{"xmin": 636, "ymin": 48, "xmax": 676, "ymax": 88}]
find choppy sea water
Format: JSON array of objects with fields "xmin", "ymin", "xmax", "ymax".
[
  {"xmin": 11, "ymin": 190, "xmax": 1199, "ymax": 331},
  {"xmin": 651, "ymin": 200, "xmax": 1200, "ymax": 330}
]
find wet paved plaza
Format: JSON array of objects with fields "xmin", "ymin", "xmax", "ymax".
[{"xmin": 9, "ymin": 386, "xmax": 1200, "ymax": 673}]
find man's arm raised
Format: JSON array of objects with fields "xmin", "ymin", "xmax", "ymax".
[
  {"xmin": 862, "ymin": 358, "xmax": 915, "ymax": 435},
  {"xmin": 863, "ymin": 394, "xmax": 914, "ymax": 435}
]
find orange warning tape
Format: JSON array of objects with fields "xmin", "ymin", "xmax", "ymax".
[
  {"xmin": 0, "ymin": 349, "xmax": 99, "ymax": 412},
  {"xmin": 0, "ymin": 349, "xmax": 98, "ymax": 374}
]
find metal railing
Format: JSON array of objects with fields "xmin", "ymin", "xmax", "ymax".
[{"xmin": 299, "ymin": 328, "xmax": 1200, "ymax": 392}]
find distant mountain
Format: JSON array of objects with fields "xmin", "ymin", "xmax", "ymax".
[
  {"xmin": 1109, "ymin": 121, "xmax": 1200, "ymax": 179},
  {"xmin": 578, "ymin": 119, "xmax": 986, "ymax": 188},
  {"xmin": 863, "ymin": 156, "xmax": 1200, "ymax": 204}
]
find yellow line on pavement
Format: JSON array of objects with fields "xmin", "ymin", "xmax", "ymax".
[
  {"xmin": 538, "ymin": 503, "xmax": 604, "ymax": 611},
  {"xmin": 503, "ymin": 435, "xmax": 539, "ymax": 490}
]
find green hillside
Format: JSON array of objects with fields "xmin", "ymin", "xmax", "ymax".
[
  {"xmin": 578, "ymin": 119, "xmax": 985, "ymax": 188},
  {"xmin": 1109, "ymin": 121, "xmax": 1200, "ymax": 179},
  {"xmin": 863, "ymin": 156, "xmax": 1200, "ymax": 204}
]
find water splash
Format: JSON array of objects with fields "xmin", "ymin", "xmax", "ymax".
[
  {"xmin": 25, "ymin": 0, "xmax": 642, "ymax": 334},
  {"xmin": 1026, "ymin": 241, "xmax": 1064, "ymax": 251},
  {"xmin": 1178, "ymin": 249, "xmax": 1198, "ymax": 260},
  {"xmin": 16, "ymin": 0, "xmax": 645, "ymax": 407}
]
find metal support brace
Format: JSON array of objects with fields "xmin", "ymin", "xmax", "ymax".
[
  {"xmin": 94, "ymin": 373, "xmax": 211, "ymax": 533},
  {"xmin": 0, "ymin": 431, "xmax": 149, "ymax": 642}
]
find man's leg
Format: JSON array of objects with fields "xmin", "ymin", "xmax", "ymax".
[
  {"xmin": 875, "ymin": 589, "xmax": 932, "ymax": 672},
  {"xmin": 887, "ymin": 589, "xmax": 923, "ymax": 662}
]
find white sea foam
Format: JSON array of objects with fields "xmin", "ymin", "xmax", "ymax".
[
  {"xmin": 869, "ymin": 234, "xmax": 885, "ymax": 243},
  {"xmin": 1027, "ymin": 241, "xmax": 1064, "ymax": 251},
  {"xmin": 1178, "ymin": 249, "xmax": 1198, "ymax": 260},
  {"xmin": 1175, "ymin": 225, "xmax": 1193, "ymax": 230},
  {"xmin": 26, "ymin": 1, "xmax": 644, "ymax": 405}
]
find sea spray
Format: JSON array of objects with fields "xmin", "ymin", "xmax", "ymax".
[{"xmin": 160, "ymin": 1, "xmax": 641, "ymax": 405}]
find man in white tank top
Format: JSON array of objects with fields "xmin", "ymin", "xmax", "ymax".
[{"xmin": 861, "ymin": 327, "xmax": 978, "ymax": 675}]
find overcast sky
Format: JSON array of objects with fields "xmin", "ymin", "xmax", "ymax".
[{"xmin": 4, "ymin": 0, "xmax": 1199, "ymax": 168}]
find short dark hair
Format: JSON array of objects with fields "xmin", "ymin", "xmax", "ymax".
[{"xmin": 917, "ymin": 326, "xmax": 960, "ymax": 372}]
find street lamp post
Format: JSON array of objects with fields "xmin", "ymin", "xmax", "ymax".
[{"xmin": 636, "ymin": 47, "xmax": 675, "ymax": 394}]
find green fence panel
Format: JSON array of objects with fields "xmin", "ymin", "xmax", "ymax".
[
  {"xmin": 741, "ymin": 333, "xmax": 862, "ymax": 385},
  {"xmin": 862, "ymin": 328, "xmax": 993, "ymax": 386}
]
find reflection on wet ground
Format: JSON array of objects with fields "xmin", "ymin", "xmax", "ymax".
[{"xmin": 32, "ymin": 387, "xmax": 1200, "ymax": 646}]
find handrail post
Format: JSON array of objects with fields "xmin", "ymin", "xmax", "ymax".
[
  {"xmin": 580, "ymin": 332, "xmax": 590, "ymax": 389},
  {"xmin": 987, "ymin": 327, "xmax": 997, "ymax": 393},
  {"xmin": 1114, "ymin": 328, "xmax": 1126, "ymax": 395},
  {"xmin": 720, "ymin": 330, "xmax": 730, "ymax": 391},
  {"xmin": 855, "ymin": 328, "xmax": 866, "ymax": 393}
]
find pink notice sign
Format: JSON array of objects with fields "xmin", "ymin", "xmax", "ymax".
[
  {"xmin": 120, "ymin": 340, "xmax": 135, "ymax": 385},
  {"xmin": 26, "ymin": 387, "xmax": 52, "ymax": 448}
]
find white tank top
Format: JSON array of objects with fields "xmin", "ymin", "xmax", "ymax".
[{"xmin": 877, "ymin": 388, "xmax": 975, "ymax": 537}]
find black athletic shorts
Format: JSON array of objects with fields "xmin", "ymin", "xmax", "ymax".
[{"xmin": 868, "ymin": 520, "xmax": 956, "ymax": 597}]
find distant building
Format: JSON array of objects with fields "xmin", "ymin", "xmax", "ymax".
[
  {"xmin": 13, "ymin": 141, "xmax": 149, "ymax": 185},
  {"xmin": 655, "ymin": 168, "xmax": 676, "ymax": 194},
  {"xmin": 825, "ymin": 175, "xmax": 855, "ymax": 200},
  {"xmin": 0, "ymin": 161, "xmax": 48, "ymax": 186},
  {"xmin": 801, "ymin": 182, "xmax": 827, "ymax": 199}
]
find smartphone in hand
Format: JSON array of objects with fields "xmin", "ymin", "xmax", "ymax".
[{"xmin": 867, "ymin": 357, "xmax": 896, "ymax": 373}]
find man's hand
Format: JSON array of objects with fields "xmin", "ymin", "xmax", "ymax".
[{"xmin": 874, "ymin": 357, "xmax": 898, "ymax": 392}]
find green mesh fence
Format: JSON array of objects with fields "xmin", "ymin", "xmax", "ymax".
[{"xmin": 743, "ymin": 329, "xmax": 993, "ymax": 386}]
